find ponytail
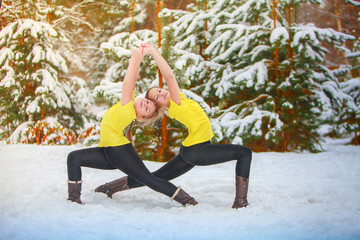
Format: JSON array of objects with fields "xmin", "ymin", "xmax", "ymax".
[{"xmin": 126, "ymin": 121, "xmax": 134, "ymax": 146}]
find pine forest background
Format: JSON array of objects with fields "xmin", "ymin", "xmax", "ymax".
[{"xmin": 1, "ymin": 0, "xmax": 359, "ymax": 161}]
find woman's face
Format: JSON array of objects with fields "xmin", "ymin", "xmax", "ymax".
[
  {"xmin": 133, "ymin": 97, "xmax": 156, "ymax": 120},
  {"xmin": 147, "ymin": 87, "xmax": 170, "ymax": 108}
]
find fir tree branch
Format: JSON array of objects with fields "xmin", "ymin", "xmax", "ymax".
[
  {"xmin": 346, "ymin": 0, "xmax": 360, "ymax": 7},
  {"xmin": 234, "ymin": 94, "xmax": 275, "ymax": 116},
  {"xmin": 296, "ymin": 123, "xmax": 324, "ymax": 151},
  {"xmin": 52, "ymin": 0, "xmax": 97, "ymax": 31},
  {"xmin": 167, "ymin": 128, "xmax": 187, "ymax": 132},
  {"xmin": 1, "ymin": 2, "xmax": 21, "ymax": 21}
]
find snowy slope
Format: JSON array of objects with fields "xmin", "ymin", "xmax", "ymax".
[{"xmin": 0, "ymin": 138, "xmax": 359, "ymax": 240}]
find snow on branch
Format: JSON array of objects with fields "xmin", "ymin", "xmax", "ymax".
[{"xmin": 346, "ymin": 0, "xmax": 360, "ymax": 7}]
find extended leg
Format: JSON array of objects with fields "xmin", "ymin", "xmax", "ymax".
[
  {"xmin": 128, "ymin": 154, "xmax": 194, "ymax": 188},
  {"xmin": 96, "ymin": 154, "xmax": 194, "ymax": 197},
  {"xmin": 103, "ymin": 144, "xmax": 197, "ymax": 206}
]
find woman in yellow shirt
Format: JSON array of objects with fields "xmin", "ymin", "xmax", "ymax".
[
  {"xmin": 66, "ymin": 46, "xmax": 197, "ymax": 206},
  {"xmin": 95, "ymin": 43, "xmax": 252, "ymax": 209}
]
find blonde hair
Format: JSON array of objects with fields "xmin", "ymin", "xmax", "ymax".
[
  {"xmin": 145, "ymin": 86, "xmax": 161, "ymax": 100},
  {"xmin": 126, "ymin": 102, "xmax": 164, "ymax": 146},
  {"xmin": 144, "ymin": 86, "xmax": 168, "ymax": 126},
  {"xmin": 139, "ymin": 101, "xmax": 165, "ymax": 126}
]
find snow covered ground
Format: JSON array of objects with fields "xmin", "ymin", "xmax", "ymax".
[{"xmin": 0, "ymin": 138, "xmax": 359, "ymax": 240}]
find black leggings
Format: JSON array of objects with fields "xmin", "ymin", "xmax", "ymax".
[
  {"xmin": 67, "ymin": 144, "xmax": 177, "ymax": 197},
  {"xmin": 128, "ymin": 142, "xmax": 252, "ymax": 189}
]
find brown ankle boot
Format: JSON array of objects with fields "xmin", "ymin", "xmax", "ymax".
[
  {"xmin": 171, "ymin": 187, "xmax": 198, "ymax": 206},
  {"xmin": 95, "ymin": 176, "xmax": 129, "ymax": 198},
  {"xmin": 232, "ymin": 176, "xmax": 249, "ymax": 209},
  {"xmin": 67, "ymin": 181, "xmax": 82, "ymax": 204}
]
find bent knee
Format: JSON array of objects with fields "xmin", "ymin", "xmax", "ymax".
[
  {"xmin": 241, "ymin": 145, "xmax": 252, "ymax": 162},
  {"xmin": 67, "ymin": 150, "xmax": 80, "ymax": 167}
]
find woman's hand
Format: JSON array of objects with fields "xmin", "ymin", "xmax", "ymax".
[
  {"xmin": 140, "ymin": 43, "xmax": 181, "ymax": 105},
  {"xmin": 140, "ymin": 42, "xmax": 157, "ymax": 56}
]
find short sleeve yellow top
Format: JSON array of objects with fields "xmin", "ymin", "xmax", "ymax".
[
  {"xmin": 98, "ymin": 96, "xmax": 136, "ymax": 147},
  {"xmin": 168, "ymin": 91, "xmax": 214, "ymax": 147}
]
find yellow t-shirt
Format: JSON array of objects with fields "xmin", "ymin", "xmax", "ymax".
[
  {"xmin": 168, "ymin": 91, "xmax": 214, "ymax": 147},
  {"xmin": 98, "ymin": 98, "xmax": 136, "ymax": 147}
]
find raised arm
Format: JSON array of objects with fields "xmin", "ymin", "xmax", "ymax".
[
  {"xmin": 121, "ymin": 47, "xmax": 144, "ymax": 105},
  {"xmin": 143, "ymin": 43, "xmax": 181, "ymax": 105}
]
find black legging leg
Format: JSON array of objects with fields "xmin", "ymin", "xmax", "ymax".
[
  {"xmin": 127, "ymin": 143, "xmax": 252, "ymax": 188},
  {"xmin": 67, "ymin": 144, "xmax": 178, "ymax": 197},
  {"xmin": 103, "ymin": 144, "xmax": 178, "ymax": 197},
  {"xmin": 67, "ymin": 147, "xmax": 114, "ymax": 181},
  {"xmin": 180, "ymin": 143, "xmax": 252, "ymax": 178},
  {"xmin": 128, "ymin": 154, "xmax": 195, "ymax": 189}
]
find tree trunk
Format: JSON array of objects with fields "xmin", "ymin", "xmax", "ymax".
[
  {"xmin": 334, "ymin": 0, "xmax": 342, "ymax": 33},
  {"xmin": 334, "ymin": 0, "xmax": 351, "ymax": 67},
  {"xmin": 354, "ymin": 131, "xmax": 358, "ymax": 146},
  {"xmin": 47, "ymin": 0, "xmax": 53, "ymax": 23},
  {"xmin": 334, "ymin": 0, "xmax": 342, "ymax": 65},
  {"xmin": 131, "ymin": 0, "xmax": 135, "ymax": 33},
  {"xmin": 204, "ymin": 0, "xmax": 208, "ymax": 61},
  {"xmin": 157, "ymin": 0, "xmax": 168, "ymax": 162},
  {"xmin": 287, "ymin": 5, "xmax": 293, "ymax": 60},
  {"xmin": 273, "ymin": 0, "xmax": 279, "ymax": 79}
]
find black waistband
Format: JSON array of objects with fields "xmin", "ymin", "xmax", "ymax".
[{"xmin": 181, "ymin": 141, "xmax": 211, "ymax": 148}]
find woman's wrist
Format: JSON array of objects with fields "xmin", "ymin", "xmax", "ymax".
[{"xmin": 132, "ymin": 48, "xmax": 143, "ymax": 60}]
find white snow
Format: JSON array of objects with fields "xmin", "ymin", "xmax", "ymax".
[
  {"xmin": 0, "ymin": 48, "xmax": 14, "ymax": 66},
  {"xmin": 270, "ymin": 27, "xmax": 289, "ymax": 45},
  {"xmin": 25, "ymin": 97, "xmax": 41, "ymax": 115},
  {"xmin": 0, "ymin": 138, "xmax": 359, "ymax": 240}
]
